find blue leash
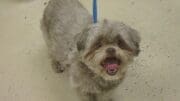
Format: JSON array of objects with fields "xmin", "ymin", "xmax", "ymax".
[{"xmin": 93, "ymin": 0, "xmax": 98, "ymax": 23}]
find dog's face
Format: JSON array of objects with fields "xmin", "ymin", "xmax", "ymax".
[{"xmin": 76, "ymin": 20, "xmax": 141, "ymax": 81}]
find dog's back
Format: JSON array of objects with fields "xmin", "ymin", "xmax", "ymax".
[{"xmin": 41, "ymin": 0, "xmax": 92, "ymax": 70}]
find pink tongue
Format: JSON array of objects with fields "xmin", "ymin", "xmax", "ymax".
[
  {"xmin": 104, "ymin": 63, "xmax": 119, "ymax": 75},
  {"xmin": 105, "ymin": 63, "xmax": 118, "ymax": 70}
]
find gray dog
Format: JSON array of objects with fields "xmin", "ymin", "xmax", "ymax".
[{"xmin": 41, "ymin": 0, "xmax": 141, "ymax": 101}]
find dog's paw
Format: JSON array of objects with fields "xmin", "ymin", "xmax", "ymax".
[{"xmin": 52, "ymin": 61, "xmax": 65, "ymax": 73}]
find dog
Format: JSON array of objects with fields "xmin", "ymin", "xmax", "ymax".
[{"xmin": 41, "ymin": 0, "xmax": 141, "ymax": 101}]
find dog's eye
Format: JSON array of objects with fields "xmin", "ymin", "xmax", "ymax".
[
  {"xmin": 118, "ymin": 40, "xmax": 132, "ymax": 51},
  {"xmin": 118, "ymin": 40, "xmax": 123, "ymax": 48},
  {"xmin": 96, "ymin": 43, "xmax": 102, "ymax": 48}
]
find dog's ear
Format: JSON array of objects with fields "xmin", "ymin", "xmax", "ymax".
[
  {"xmin": 75, "ymin": 28, "xmax": 90, "ymax": 51},
  {"xmin": 117, "ymin": 25, "xmax": 141, "ymax": 56},
  {"xmin": 125, "ymin": 28, "xmax": 141, "ymax": 56}
]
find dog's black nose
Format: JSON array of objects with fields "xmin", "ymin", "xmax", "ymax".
[{"xmin": 106, "ymin": 48, "xmax": 116, "ymax": 54}]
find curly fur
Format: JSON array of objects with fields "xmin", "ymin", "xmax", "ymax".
[{"xmin": 41, "ymin": 0, "xmax": 141, "ymax": 101}]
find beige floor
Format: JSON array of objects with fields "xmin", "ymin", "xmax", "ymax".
[{"xmin": 0, "ymin": 0, "xmax": 180, "ymax": 101}]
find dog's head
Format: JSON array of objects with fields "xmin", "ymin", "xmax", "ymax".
[{"xmin": 76, "ymin": 20, "xmax": 141, "ymax": 81}]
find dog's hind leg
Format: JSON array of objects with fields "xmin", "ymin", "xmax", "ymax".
[{"xmin": 51, "ymin": 59, "xmax": 65, "ymax": 73}]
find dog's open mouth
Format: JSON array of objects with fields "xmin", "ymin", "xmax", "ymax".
[{"xmin": 101, "ymin": 57, "xmax": 121, "ymax": 76}]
